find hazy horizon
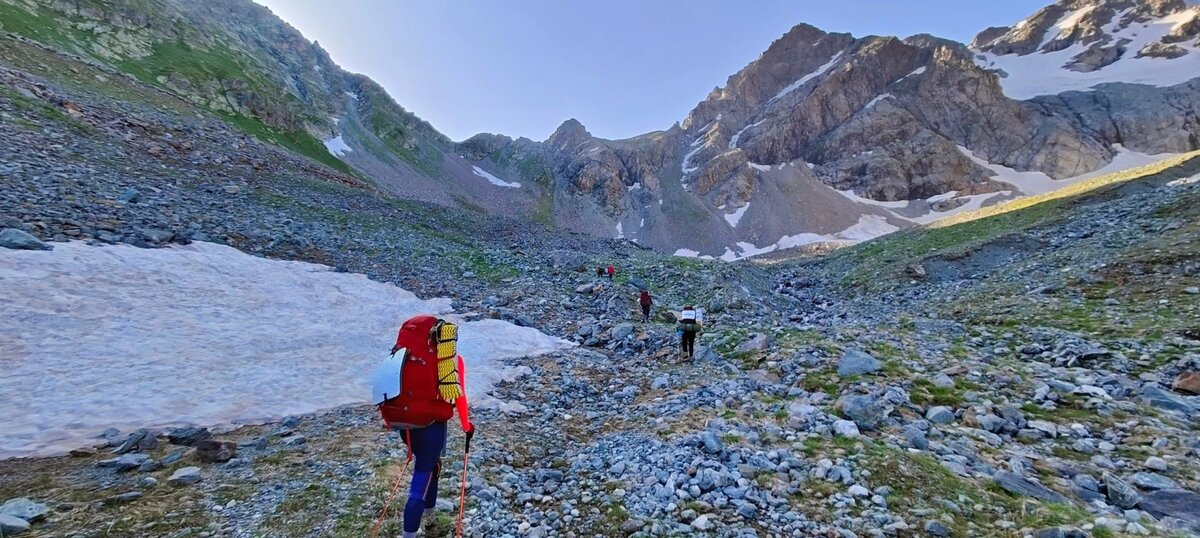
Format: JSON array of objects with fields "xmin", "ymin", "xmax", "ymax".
[{"xmin": 253, "ymin": 1, "xmax": 1047, "ymax": 142}]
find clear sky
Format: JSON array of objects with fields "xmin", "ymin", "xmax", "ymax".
[{"xmin": 253, "ymin": 0, "xmax": 1047, "ymax": 142}]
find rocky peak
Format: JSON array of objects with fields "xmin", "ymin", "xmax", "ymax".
[{"xmin": 546, "ymin": 118, "xmax": 592, "ymax": 152}]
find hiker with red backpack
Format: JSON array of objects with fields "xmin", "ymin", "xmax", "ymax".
[
  {"xmin": 371, "ymin": 315, "xmax": 475, "ymax": 538},
  {"xmin": 639, "ymin": 289, "xmax": 653, "ymax": 322},
  {"xmin": 606, "ymin": 264, "xmax": 615, "ymax": 279}
]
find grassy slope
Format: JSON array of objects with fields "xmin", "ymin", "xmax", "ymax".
[{"xmin": 0, "ymin": 0, "xmax": 354, "ymax": 174}]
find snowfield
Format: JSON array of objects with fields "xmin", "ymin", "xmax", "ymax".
[
  {"xmin": 322, "ymin": 135, "xmax": 353, "ymax": 158},
  {"xmin": 472, "ymin": 165, "xmax": 521, "ymax": 188},
  {"xmin": 0, "ymin": 242, "xmax": 571, "ymax": 458},
  {"xmin": 974, "ymin": 7, "xmax": 1200, "ymax": 100}
]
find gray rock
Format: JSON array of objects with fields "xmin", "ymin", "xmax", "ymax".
[
  {"xmin": 924, "ymin": 520, "xmax": 949, "ymax": 536},
  {"xmin": 1131, "ymin": 472, "xmax": 1178, "ymax": 491},
  {"xmin": 925, "ymin": 406, "xmax": 955, "ymax": 424},
  {"xmin": 833, "ymin": 419, "xmax": 861, "ymax": 439},
  {"xmin": 0, "ymin": 514, "xmax": 30, "ymax": 535},
  {"xmin": 0, "ymin": 229, "xmax": 50, "ymax": 251},
  {"xmin": 734, "ymin": 333, "xmax": 770, "ymax": 353},
  {"xmin": 168, "ymin": 466, "xmax": 202, "ymax": 486},
  {"xmin": 837, "ymin": 349, "xmax": 882, "ymax": 377},
  {"xmin": 118, "ymin": 188, "xmax": 141, "ymax": 203},
  {"xmin": 993, "ymin": 471, "xmax": 1069, "ymax": 503},
  {"xmin": 98, "ymin": 453, "xmax": 150, "ymax": 472},
  {"xmin": 1104, "ymin": 473, "xmax": 1141, "ymax": 509},
  {"xmin": 1142, "ymin": 386, "xmax": 1196, "ymax": 414},
  {"xmin": 931, "ymin": 372, "xmax": 955, "ymax": 388},
  {"xmin": 840, "ymin": 394, "xmax": 888, "ymax": 430},
  {"xmin": 700, "ymin": 431, "xmax": 724, "ymax": 454},
  {"xmin": 166, "ymin": 426, "xmax": 211, "ymax": 446},
  {"xmin": 610, "ymin": 323, "xmax": 634, "ymax": 341},
  {"xmin": 0, "ymin": 498, "xmax": 49, "ymax": 522},
  {"xmin": 1138, "ymin": 489, "xmax": 1200, "ymax": 526},
  {"xmin": 1144, "ymin": 456, "xmax": 1169, "ymax": 472},
  {"xmin": 651, "ymin": 375, "xmax": 669, "ymax": 390},
  {"xmin": 903, "ymin": 425, "xmax": 929, "ymax": 450}
]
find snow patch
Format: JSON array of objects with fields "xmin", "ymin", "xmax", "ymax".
[
  {"xmin": 729, "ymin": 119, "xmax": 767, "ymax": 148},
  {"xmin": 863, "ymin": 94, "xmax": 893, "ymax": 110},
  {"xmin": 747, "ymin": 162, "xmax": 772, "ymax": 172},
  {"xmin": 771, "ymin": 51, "xmax": 845, "ymax": 102},
  {"xmin": 616, "ymin": 222, "xmax": 625, "ymax": 239},
  {"xmin": 956, "ymin": 144, "xmax": 1178, "ymax": 195},
  {"xmin": 472, "ymin": 166, "xmax": 521, "ymax": 188},
  {"xmin": 897, "ymin": 66, "xmax": 927, "ymax": 83},
  {"xmin": 323, "ymin": 135, "xmax": 352, "ymax": 158},
  {"xmin": 0, "ymin": 242, "xmax": 572, "ymax": 458},
  {"xmin": 724, "ymin": 204, "xmax": 750, "ymax": 227}
]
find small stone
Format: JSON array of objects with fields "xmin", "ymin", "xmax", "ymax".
[
  {"xmin": 166, "ymin": 427, "xmax": 211, "ymax": 446},
  {"xmin": 0, "ymin": 229, "xmax": 50, "ymax": 251},
  {"xmin": 993, "ymin": 471, "xmax": 1068, "ymax": 503},
  {"xmin": 848, "ymin": 485, "xmax": 870, "ymax": 497},
  {"xmin": 167, "ymin": 467, "xmax": 202, "ymax": 486},
  {"xmin": 1144, "ymin": 457, "xmax": 1169, "ymax": 472},
  {"xmin": 699, "ymin": 431, "xmax": 723, "ymax": 454},
  {"xmin": 117, "ymin": 188, "xmax": 140, "ymax": 203}
]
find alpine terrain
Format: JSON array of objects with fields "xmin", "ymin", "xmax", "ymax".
[{"xmin": 0, "ymin": 0, "xmax": 1198, "ymax": 537}]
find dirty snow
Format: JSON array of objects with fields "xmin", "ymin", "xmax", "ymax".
[
  {"xmin": 747, "ymin": 162, "xmax": 772, "ymax": 172},
  {"xmin": 974, "ymin": 9, "xmax": 1200, "ymax": 99},
  {"xmin": 616, "ymin": 222, "xmax": 625, "ymax": 239},
  {"xmin": 863, "ymin": 94, "xmax": 893, "ymax": 110},
  {"xmin": 323, "ymin": 135, "xmax": 353, "ymax": 157},
  {"xmin": 472, "ymin": 165, "xmax": 521, "ymax": 188},
  {"xmin": 724, "ymin": 204, "xmax": 750, "ymax": 227},
  {"xmin": 0, "ymin": 242, "xmax": 571, "ymax": 458},
  {"xmin": 729, "ymin": 119, "xmax": 767, "ymax": 148}
]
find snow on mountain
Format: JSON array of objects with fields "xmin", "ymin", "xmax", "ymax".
[
  {"xmin": 0, "ymin": 242, "xmax": 571, "ymax": 458},
  {"xmin": 322, "ymin": 135, "xmax": 353, "ymax": 157},
  {"xmin": 473, "ymin": 165, "xmax": 521, "ymax": 188},
  {"xmin": 974, "ymin": 2, "xmax": 1200, "ymax": 99}
]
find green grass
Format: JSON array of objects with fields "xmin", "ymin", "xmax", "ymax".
[
  {"xmin": 221, "ymin": 112, "xmax": 355, "ymax": 174},
  {"xmin": 261, "ymin": 483, "xmax": 336, "ymax": 534}
]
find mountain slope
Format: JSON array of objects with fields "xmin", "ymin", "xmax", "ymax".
[
  {"xmin": 461, "ymin": 0, "xmax": 1200, "ymax": 258},
  {"xmin": 0, "ymin": 0, "xmax": 545, "ymax": 216}
]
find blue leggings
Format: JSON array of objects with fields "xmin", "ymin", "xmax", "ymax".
[{"xmin": 400, "ymin": 422, "xmax": 446, "ymax": 533}]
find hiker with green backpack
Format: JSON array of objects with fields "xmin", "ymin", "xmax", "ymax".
[{"xmin": 677, "ymin": 305, "xmax": 702, "ymax": 359}]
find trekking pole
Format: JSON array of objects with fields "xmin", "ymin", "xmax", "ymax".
[
  {"xmin": 455, "ymin": 450, "xmax": 470, "ymax": 538},
  {"xmin": 371, "ymin": 430, "xmax": 414, "ymax": 538}
]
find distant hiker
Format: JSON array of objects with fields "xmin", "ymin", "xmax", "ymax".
[
  {"xmin": 606, "ymin": 265, "xmax": 615, "ymax": 279},
  {"xmin": 371, "ymin": 315, "xmax": 475, "ymax": 538},
  {"xmin": 677, "ymin": 305, "xmax": 702, "ymax": 359},
  {"xmin": 596, "ymin": 266, "xmax": 605, "ymax": 277},
  {"xmin": 639, "ymin": 289, "xmax": 653, "ymax": 322}
]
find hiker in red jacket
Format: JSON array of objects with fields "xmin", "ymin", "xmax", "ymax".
[
  {"xmin": 378, "ymin": 315, "xmax": 475, "ymax": 538},
  {"xmin": 639, "ymin": 289, "xmax": 653, "ymax": 322},
  {"xmin": 606, "ymin": 265, "xmax": 615, "ymax": 279}
]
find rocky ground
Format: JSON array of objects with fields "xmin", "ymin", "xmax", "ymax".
[{"xmin": 2, "ymin": 26, "xmax": 1200, "ymax": 538}]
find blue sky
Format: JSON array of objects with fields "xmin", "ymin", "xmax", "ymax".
[{"xmin": 254, "ymin": 0, "xmax": 1047, "ymax": 142}]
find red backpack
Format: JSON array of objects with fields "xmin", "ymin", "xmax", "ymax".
[{"xmin": 379, "ymin": 315, "xmax": 455, "ymax": 428}]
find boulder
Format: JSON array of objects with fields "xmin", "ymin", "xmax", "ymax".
[
  {"xmin": 1138, "ymin": 489, "xmax": 1200, "ymax": 526},
  {"xmin": 166, "ymin": 426, "xmax": 212, "ymax": 446},
  {"xmin": 610, "ymin": 323, "xmax": 635, "ymax": 341},
  {"xmin": 926, "ymin": 406, "xmax": 955, "ymax": 424},
  {"xmin": 1104, "ymin": 473, "xmax": 1141, "ymax": 509},
  {"xmin": 735, "ymin": 334, "xmax": 771, "ymax": 353},
  {"xmin": 699, "ymin": 431, "xmax": 723, "ymax": 454},
  {"xmin": 1142, "ymin": 386, "xmax": 1196, "ymax": 414},
  {"xmin": 0, "ymin": 229, "xmax": 50, "ymax": 251},
  {"xmin": 833, "ymin": 420, "xmax": 861, "ymax": 439},
  {"xmin": 1173, "ymin": 371, "xmax": 1200, "ymax": 395},
  {"xmin": 840, "ymin": 394, "xmax": 889, "ymax": 430},
  {"xmin": 195, "ymin": 440, "xmax": 237, "ymax": 463},
  {"xmin": 0, "ymin": 514, "xmax": 30, "ymax": 535},
  {"xmin": 98, "ymin": 453, "xmax": 150, "ymax": 472},
  {"xmin": 1131, "ymin": 472, "xmax": 1179, "ymax": 491},
  {"xmin": 837, "ymin": 349, "xmax": 882, "ymax": 377},
  {"xmin": 993, "ymin": 471, "xmax": 1069, "ymax": 503},
  {"xmin": 0, "ymin": 498, "xmax": 49, "ymax": 522}
]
